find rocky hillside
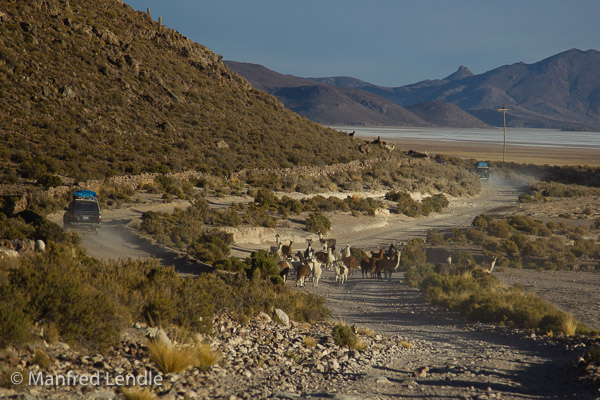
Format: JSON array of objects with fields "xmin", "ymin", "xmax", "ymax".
[
  {"xmin": 0, "ymin": 0, "xmax": 373, "ymax": 182},
  {"xmin": 314, "ymin": 49, "xmax": 600, "ymax": 130}
]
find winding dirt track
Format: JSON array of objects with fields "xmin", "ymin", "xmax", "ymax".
[{"xmin": 63, "ymin": 183, "xmax": 599, "ymax": 399}]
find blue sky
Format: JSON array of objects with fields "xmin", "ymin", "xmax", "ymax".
[{"xmin": 124, "ymin": 0, "xmax": 600, "ymax": 87}]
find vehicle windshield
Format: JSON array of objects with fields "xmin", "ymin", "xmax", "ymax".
[{"xmin": 74, "ymin": 201, "xmax": 99, "ymax": 212}]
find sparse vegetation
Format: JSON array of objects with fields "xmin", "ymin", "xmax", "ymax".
[
  {"xmin": 0, "ymin": 1, "xmax": 377, "ymax": 183},
  {"xmin": 0, "ymin": 240, "xmax": 329, "ymax": 351},
  {"xmin": 428, "ymin": 213, "xmax": 600, "ymax": 271},
  {"xmin": 386, "ymin": 191, "xmax": 449, "ymax": 217},
  {"xmin": 406, "ymin": 265, "xmax": 587, "ymax": 335}
]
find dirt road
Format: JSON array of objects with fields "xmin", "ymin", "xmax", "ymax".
[
  {"xmin": 299, "ymin": 271, "xmax": 594, "ymax": 399},
  {"xmin": 60, "ymin": 183, "xmax": 599, "ymax": 398}
]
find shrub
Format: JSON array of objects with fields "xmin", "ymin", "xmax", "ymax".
[
  {"xmin": 422, "ymin": 194, "xmax": 449, "ymax": 213},
  {"xmin": 407, "ymin": 264, "xmax": 583, "ymax": 334},
  {"xmin": 254, "ymin": 188, "xmax": 279, "ymax": 210},
  {"xmin": 426, "ymin": 229, "xmax": 446, "ymax": 245},
  {"xmin": 502, "ymin": 239, "xmax": 520, "ymax": 256},
  {"xmin": 306, "ymin": 212, "xmax": 331, "ymax": 234},
  {"xmin": 209, "ymin": 207, "xmax": 243, "ymax": 227},
  {"xmin": 401, "ymin": 239, "xmax": 427, "ymax": 267},
  {"xmin": 303, "ymin": 336, "xmax": 317, "ymax": 348},
  {"xmin": 245, "ymin": 250, "xmax": 279, "ymax": 280},
  {"xmin": 332, "ymin": 323, "xmax": 364, "ymax": 350},
  {"xmin": 32, "ymin": 350, "xmax": 52, "ymax": 369},
  {"xmin": 213, "ymin": 257, "xmax": 248, "ymax": 273},
  {"xmin": 243, "ymin": 204, "xmax": 277, "ymax": 228},
  {"xmin": 187, "ymin": 230, "xmax": 233, "ymax": 264},
  {"xmin": 508, "ymin": 215, "xmax": 551, "ymax": 236},
  {"xmin": 449, "ymin": 250, "xmax": 475, "ymax": 269},
  {"xmin": 37, "ymin": 174, "xmax": 63, "ymax": 188},
  {"xmin": 472, "ymin": 214, "xmax": 492, "ymax": 229},
  {"xmin": 487, "ymin": 220, "xmax": 512, "ymax": 238},
  {"xmin": 4, "ymin": 245, "xmax": 124, "ymax": 352},
  {"xmin": 538, "ymin": 312, "xmax": 577, "ymax": 336},
  {"xmin": 0, "ymin": 286, "xmax": 31, "ymax": 348},
  {"xmin": 482, "ymin": 237, "xmax": 501, "ymax": 252},
  {"xmin": 510, "ymin": 233, "xmax": 529, "ymax": 250},
  {"xmin": 278, "ymin": 196, "xmax": 304, "ymax": 215},
  {"xmin": 99, "ymin": 183, "xmax": 135, "ymax": 207},
  {"xmin": 350, "ymin": 247, "xmax": 368, "ymax": 263},
  {"xmin": 466, "ymin": 228, "xmax": 487, "ymax": 244}
]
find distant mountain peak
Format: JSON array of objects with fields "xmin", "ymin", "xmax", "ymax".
[{"xmin": 444, "ymin": 65, "xmax": 474, "ymax": 81}]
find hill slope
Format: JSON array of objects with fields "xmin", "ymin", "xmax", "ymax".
[{"xmin": 0, "ymin": 0, "xmax": 372, "ymax": 182}]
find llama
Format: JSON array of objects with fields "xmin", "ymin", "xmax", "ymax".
[
  {"xmin": 281, "ymin": 240, "xmax": 294, "ymax": 260},
  {"xmin": 278, "ymin": 260, "xmax": 291, "ymax": 283},
  {"xmin": 304, "ymin": 238, "xmax": 314, "ymax": 260},
  {"xmin": 376, "ymin": 250, "xmax": 402, "ymax": 281},
  {"xmin": 434, "ymin": 256, "xmax": 452, "ymax": 275},
  {"xmin": 385, "ymin": 243, "xmax": 398, "ymax": 259},
  {"xmin": 341, "ymin": 245, "xmax": 357, "ymax": 276},
  {"xmin": 295, "ymin": 263, "xmax": 310, "ymax": 287},
  {"xmin": 317, "ymin": 231, "xmax": 336, "ymax": 252},
  {"xmin": 311, "ymin": 258, "xmax": 323, "ymax": 287},
  {"xmin": 361, "ymin": 248, "xmax": 384, "ymax": 278},
  {"xmin": 315, "ymin": 247, "xmax": 335, "ymax": 270},
  {"xmin": 469, "ymin": 256, "xmax": 498, "ymax": 274},
  {"xmin": 334, "ymin": 260, "xmax": 348, "ymax": 285}
]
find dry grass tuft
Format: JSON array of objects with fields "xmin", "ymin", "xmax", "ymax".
[
  {"xmin": 147, "ymin": 336, "xmax": 221, "ymax": 374},
  {"xmin": 358, "ymin": 327, "xmax": 375, "ymax": 336},
  {"xmin": 194, "ymin": 340, "xmax": 222, "ymax": 371},
  {"xmin": 332, "ymin": 322, "xmax": 366, "ymax": 350},
  {"xmin": 121, "ymin": 387, "xmax": 158, "ymax": 400},
  {"xmin": 303, "ymin": 336, "xmax": 318, "ymax": 348},
  {"xmin": 147, "ymin": 339, "xmax": 196, "ymax": 374}
]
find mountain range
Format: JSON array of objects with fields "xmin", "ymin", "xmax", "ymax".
[
  {"xmin": 225, "ymin": 61, "xmax": 489, "ymax": 128},
  {"xmin": 227, "ymin": 49, "xmax": 600, "ymax": 130}
]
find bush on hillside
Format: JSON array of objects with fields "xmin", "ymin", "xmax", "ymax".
[
  {"xmin": 187, "ymin": 230, "xmax": 233, "ymax": 264},
  {"xmin": 306, "ymin": 212, "xmax": 331, "ymax": 234}
]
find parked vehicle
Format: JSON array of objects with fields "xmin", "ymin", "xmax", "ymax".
[{"xmin": 63, "ymin": 190, "xmax": 101, "ymax": 232}]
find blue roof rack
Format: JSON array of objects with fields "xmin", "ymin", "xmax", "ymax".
[{"xmin": 73, "ymin": 190, "xmax": 97, "ymax": 199}]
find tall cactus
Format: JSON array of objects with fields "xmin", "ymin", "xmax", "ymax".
[{"xmin": 158, "ymin": 16, "xmax": 162, "ymax": 32}]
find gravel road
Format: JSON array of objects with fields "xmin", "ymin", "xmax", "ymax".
[
  {"xmin": 298, "ymin": 271, "xmax": 595, "ymax": 399},
  {"xmin": 58, "ymin": 183, "xmax": 599, "ymax": 399}
]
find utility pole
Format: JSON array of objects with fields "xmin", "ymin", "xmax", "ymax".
[{"xmin": 497, "ymin": 106, "xmax": 510, "ymax": 162}]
